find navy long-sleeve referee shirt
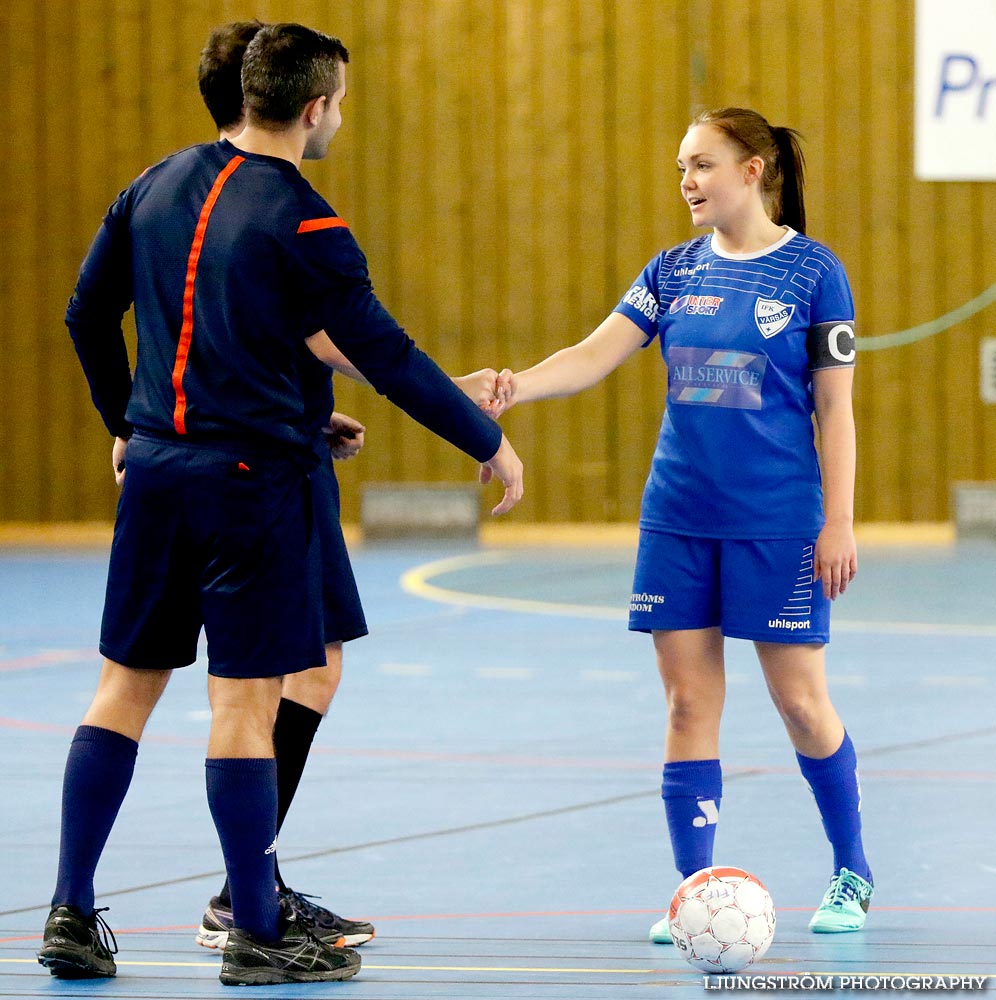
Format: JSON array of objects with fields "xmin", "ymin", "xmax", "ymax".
[{"xmin": 66, "ymin": 140, "xmax": 501, "ymax": 462}]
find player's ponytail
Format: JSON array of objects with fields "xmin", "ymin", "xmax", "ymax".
[
  {"xmin": 771, "ymin": 125, "xmax": 806, "ymax": 235},
  {"xmin": 690, "ymin": 108, "xmax": 807, "ymax": 234}
]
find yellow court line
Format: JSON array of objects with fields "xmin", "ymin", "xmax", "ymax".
[
  {"xmin": 401, "ymin": 550, "xmax": 996, "ymax": 637},
  {"xmin": 400, "ymin": 551, "xmax": 626, "ymax": 621}
]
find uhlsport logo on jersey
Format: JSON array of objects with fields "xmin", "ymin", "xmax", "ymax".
[
  {"xmin": 754, "ymin": 297, "xmax": 795, "ymax": 338},
  {"xmin": 669, "ymin": 294, "xmax": 723, "ymax": 316}
]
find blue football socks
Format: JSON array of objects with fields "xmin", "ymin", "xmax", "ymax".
[
  {"xmin": 206, "ymin": 757, "xmax": 279, "ymax": 942},
  {"xmin": 52, "ymin": 725, "xmax": 139, "ymax": 913},
  {"xmin": 217, "ymin": 698, "xmax": 324, "ymax": 906},
  {"xmin": 796, "ymin": 732, "xmax": 871, "ymax": 881},
  {"xmin": 661, "ymin": 759, "xmax": 723, "ymax": 878}
]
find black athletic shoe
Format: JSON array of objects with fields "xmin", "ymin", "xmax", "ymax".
[
  {"xmin": 37, "ymin": 904, "xmax": 117, "ymax": 979},
  {"xmin": 195, "ymin": 895, "xmax": 233, "ymax": 949},
  {"xmin": 278, "ymin": 887, "xmax": 376, "ymax": 946},
  {"xmin": 219, "ymin": 915, "xmax": 361, "ymax": 986}
]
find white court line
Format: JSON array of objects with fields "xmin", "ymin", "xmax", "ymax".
[
  {"xmin": 380, "ymin": 663, "xmax": 433, "ymax": 676},
  {"xmin": 582, "ymin": 669, "xmax": 639, "ymax": 682},
  {"xmin": 476, "ymin": 666, "xmax": 534, "ymax": 680}
]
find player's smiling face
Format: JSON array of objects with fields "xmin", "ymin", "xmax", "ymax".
[{"xmin": 677, "ymin": 124, "xmax": 758, "ymax": 230}]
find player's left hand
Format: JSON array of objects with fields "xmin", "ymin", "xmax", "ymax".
[
  {"xmin": 813, "ymin": 519, "xmax": 857, "ymax": 600},
  {"xmin": 323, "ymin": 411, "xmax": 365, "ymax": 460}
]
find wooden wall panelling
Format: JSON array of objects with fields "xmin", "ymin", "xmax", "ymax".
[
  {"xmin": 866, "ymin": 0, "xmax": 907, "ymax": 520},
  {"xmin": 4, "ymin": 0, "xmax": 996, "ymax": 525},
  {"xmin": 5, "ymin": 1, "xmax": 44, "ymax": 519},
  {"xmin": 40, "ymin": 0, "xmax": 81, "ymax": 520}
]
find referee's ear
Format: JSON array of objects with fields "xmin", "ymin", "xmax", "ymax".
[{"xmin": 304, "ymin": 94, "xmax": 327, "ymax": 128}]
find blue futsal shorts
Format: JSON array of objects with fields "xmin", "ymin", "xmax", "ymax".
[
  {"xmin": 309, "ymin": 440, "xmax": 368, "ymax": 645},
  {"xmin": 628, "ymin": 529, "xmax": 830, "ymax": 644},
  {"xmin": 99, "ymin": 433, "xmax": 326, "ymax": 678}
]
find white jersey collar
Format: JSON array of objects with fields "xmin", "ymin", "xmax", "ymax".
[{"xmin": 709, "ymin": 227, "xmax": 797, "ymax": 261}]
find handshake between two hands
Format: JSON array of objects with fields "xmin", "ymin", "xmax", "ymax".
[
  {"xmin": 454, "ymin": 368, "xmax": 522, "ymax": 515},
  {"xmin": 319, "ymin": 366, "xmax": 525, "ymax": 516},
  {"xmin": 455, "ymin": 368, "xmax": 518, "ymax": 419}
]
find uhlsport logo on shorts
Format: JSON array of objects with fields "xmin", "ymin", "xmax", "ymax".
[
  {"xmin": 767, "ymin": 618, "xmax": 811, "ymax": 631},
  {"xmin": 754, "ymin": 297, "xmax": 795, "ymax": 338}
]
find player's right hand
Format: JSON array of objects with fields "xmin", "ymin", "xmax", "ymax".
[{"xmin": 481, "ymin": 434, "xmax": 523, "ymax": 515}]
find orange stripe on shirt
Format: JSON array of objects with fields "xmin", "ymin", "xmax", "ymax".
[
  {"xmin": 171, "ymin": 155, "xmax": 246, "ymax": 435},
  {"xmin": 297, "ymin": 216, "xmax": 348, "ymax": 234}
]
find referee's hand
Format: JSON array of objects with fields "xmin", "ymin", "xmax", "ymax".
[
  {"xmin": 481, "ymin": 434, "xmax": 524, "ymax": 515},
  {"xmin": 112, "ymin": 436, "xmax": 129, "ymax": 486}
]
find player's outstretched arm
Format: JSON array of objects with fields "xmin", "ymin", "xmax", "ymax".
[
  {"xmin": 494, "ymin": 312, "xmax": 646, "ymax": 415},
  {"xmin": 481, "ymin": 435, "xmax": 524, "ymax": 516},
  {"xmin": 812, "ymin": 366, "xmax": 857, "ymax": 600}
]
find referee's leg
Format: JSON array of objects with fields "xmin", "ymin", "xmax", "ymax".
[
  {"xmin": 206, "ymin": 675, "xmax": 283, "ymax": 941},
  {"xmin": 46, "ymin": 660, "xmax": 170, "ymax": 959}
]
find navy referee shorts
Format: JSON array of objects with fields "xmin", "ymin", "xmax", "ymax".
[
  {"xmin": 309, "ymin": 440, "xmax": 368, "ymax": 645},
  {"xmin": 99, "ymin": 433, "xmax": 325, "ymax": 678}
]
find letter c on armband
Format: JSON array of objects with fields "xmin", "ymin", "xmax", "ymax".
[{"xmin": 827, "ymin": 323, "xmax": 856, "ymax": 364}]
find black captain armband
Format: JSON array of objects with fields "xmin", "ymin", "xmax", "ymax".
[{"xmin": 807, "ymin": 321, "xmax": 856, "ymax": 370}]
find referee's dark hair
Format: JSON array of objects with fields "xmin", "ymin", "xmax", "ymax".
[
  {"xmin": 198, "ymin": 20, "xmax": 264, "ymax": 131},
  {"xmin": 691, "ymin": 107, "xmax": 807, "ymax": 235},
  {"xmin": 242, "ymin": 23, "xmax": 350, "ymax": 129}
]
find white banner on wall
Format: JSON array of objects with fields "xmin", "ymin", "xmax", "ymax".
[{"xmin": 915, "ymin": 0, "xmax": 996, "ymax": 180}]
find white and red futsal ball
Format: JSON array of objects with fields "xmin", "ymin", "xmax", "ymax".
[{"xmin": 667, "ymin": 866, "xmax": 776, "ymax": 973}]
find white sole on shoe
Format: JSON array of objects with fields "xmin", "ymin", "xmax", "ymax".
[
  {"xmin": 195, "ymin": 925, "xmax": 229, "ymax": 950},
  {"xmin": 342, "ymin": 930, "xmax": 375, "ymax": 947}
]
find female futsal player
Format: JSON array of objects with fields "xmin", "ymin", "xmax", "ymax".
[{"xmin": 492, "ymin": 108, "xmax": 872, "ymax": 940}]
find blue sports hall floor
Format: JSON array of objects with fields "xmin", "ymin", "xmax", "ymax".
[{"xmin": 1, "ymin": 524, "xmax": 994, "ymax": 998}]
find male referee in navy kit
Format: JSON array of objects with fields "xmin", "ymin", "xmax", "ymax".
[{"xmin": 38, "ymin": 22, "xmax": 523, "ymax": 987}]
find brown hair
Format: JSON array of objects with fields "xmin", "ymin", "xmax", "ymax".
[
  {"xmin": 198, "ymin": 21, "xmax": 264, "ymax": 131},
  {"xmin": 242, "ymin": 23, "xmax": 349, "ymax": 129},
  {"xmin": 690, "ymin": 107, "xmax": 807, "ymax": 234}
]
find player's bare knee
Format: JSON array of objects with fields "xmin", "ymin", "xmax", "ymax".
[
  {"xmin": 666, "ymin": 689, "xmax": 721, "ymax": 732},
  {"xmin": 774, "ymin": 694, "xmax": 824, "ymax": 739}
]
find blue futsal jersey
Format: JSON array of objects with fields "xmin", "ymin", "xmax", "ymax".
[{"xmin": 614, "ymin": 229, "xmax": 856, "ymax": 539}]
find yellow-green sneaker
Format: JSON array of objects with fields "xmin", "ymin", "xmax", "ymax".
[
  {"xmin": 648, "ymin": 916, "xmax": 672, "ymax": 944},
  {"xmin": 809, "ymin": 868, "xmax": 873, "ymax": 933}
]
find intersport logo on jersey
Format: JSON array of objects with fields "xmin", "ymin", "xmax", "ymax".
[
  {"xmin": 669, "ymin": 294, "xmax": 723, "ymax": 317},
  {"xmin": 754, "ymin": 297, "xmax": 795, "ymax": 338}
]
